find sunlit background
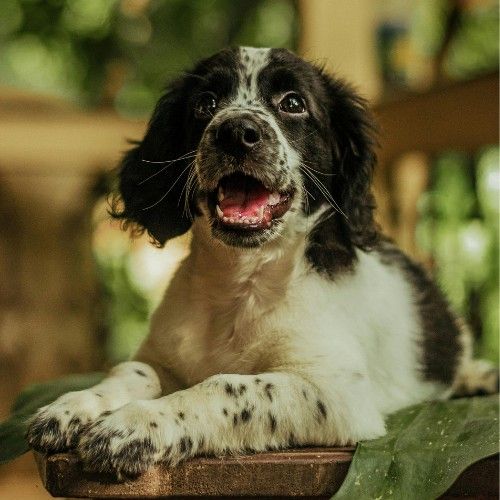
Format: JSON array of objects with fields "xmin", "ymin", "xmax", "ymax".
[{"xmin": 0, "ymin": 0, "xmax": 498, "ymax": 497}]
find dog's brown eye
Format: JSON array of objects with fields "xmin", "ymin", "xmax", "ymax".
[
  {"xmin": 279, "ymin": 93, "xmax": 306, "ymax": 114},
  {"xmin": 195, "ymin": 93, "xmax": 217, "ymax": 118}
]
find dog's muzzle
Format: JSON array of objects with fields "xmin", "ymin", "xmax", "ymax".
[{"xmin": 196, "ymin": 114, "xmax": 295, "ymax": 234}]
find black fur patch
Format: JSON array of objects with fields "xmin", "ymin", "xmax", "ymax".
[
  {"xmin": 114, "ymin": 438, "xmax": 158, "ymax": 475},
  {"xmin": 377, "ymin": 240, "xmax": 461, "ymax": 385},
  {"xmin": 264, "ymin": 383, "xmax": 274, "ymax": 402},
  {"xmin": 225, "ymin": 383, "xmax": 237, "ymax": 397},
  {"xmin": 306, "ymin": 210, "xmax": 358, "ymax": 277},
  {"xmin": 241, "ymin": 408, "xmax": 252, "ymax": 422},
  {"xmin": 134, "ymin": 369, "xmax": 147, "ymax": 377},
  {"xmin": 316, "ymin": 400, "xmax": 327, "ymax": 420},
  {"xmin": 179, "ymin": 436, "xmax": 193, "ymax": 454},
  {"xmin": 268, "ymin": 413, "xmax": 277, "ymax": 433}
]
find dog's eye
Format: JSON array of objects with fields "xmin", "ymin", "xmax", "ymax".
[
  {"xmin": 195, "ymin": 92, "xmax": 218, "ymax": 118},
  {"xmin": 278, "ymin": 92, "xmax": 306, "ymax": 114}
]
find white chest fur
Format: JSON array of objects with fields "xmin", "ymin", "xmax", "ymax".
[{"xmin": 141, "ymin": 219, "xmax": 445, "ymax": 413}]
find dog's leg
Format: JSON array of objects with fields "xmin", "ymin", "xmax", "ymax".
[
  {"xmin": 27, "ymin": 361, "xmax": 163, "ymax": 453},
  {"xmin": 77, "ymin": 371, "xmax": 385, "ymax": 476}
]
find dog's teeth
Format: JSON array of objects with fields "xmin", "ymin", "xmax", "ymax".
[
  {"xmin": 257, "ymin": 206, "xmax": 265, "ymax": 220},
  {"xmin": 229, "ymin": 217, "xmax": 235, "ymax": 223},
  {"xmin": 216, "ymin": 205, "xmax": 224, "ymax": 218},
  {"xmin": 268, "ymin": 193, "xmax": 281, "ymax": 205},
  {"xmin": 217, "ymin": 186, "xmax": 225, "ymax": 201},
  {"xmin": 223, "ymin": 216, "xmax": 230, "ymax": 222}
]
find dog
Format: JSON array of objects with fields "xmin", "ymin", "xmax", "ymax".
[{"xmin": 27, "ymin": 47, "xmax": 498, "ymax": 477}]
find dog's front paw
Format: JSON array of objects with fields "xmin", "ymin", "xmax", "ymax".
[
  {"xmin": 78, "ymin": 400, "xmax": 197, "ymax": 477},
  {"xmin": 27, "ymin": 390, "xmax": 108, "ymax": 453}
]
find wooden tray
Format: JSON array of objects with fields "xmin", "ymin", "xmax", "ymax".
[{"xmin": 34, "ymin": 448, "xmax": 499, "ymax": 499}]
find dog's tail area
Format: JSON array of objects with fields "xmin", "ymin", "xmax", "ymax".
[{"xmin": 450, "ymin": 320, "xmax": 499, "ymax": 398}]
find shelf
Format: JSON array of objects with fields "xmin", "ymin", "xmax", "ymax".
[
  {"xmin": 34, "ymin": 449, "xmax": 499, "ymax": 499},
  {"xmin": 374, "ymin": 73, "xmax": 499, "ymax": 169}
]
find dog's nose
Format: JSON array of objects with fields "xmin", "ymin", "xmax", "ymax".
[{"xmin": 215, "ymin": 117, "xmax": 261, "ymax": 155}]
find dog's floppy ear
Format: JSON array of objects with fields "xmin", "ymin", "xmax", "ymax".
[
  {"xmin": 111, "ymin": 80, "xmax": 196, "ymax": 247},
  {"xmin": 322, "ymin": 74, "xmax": 379, "ymax": 250}
]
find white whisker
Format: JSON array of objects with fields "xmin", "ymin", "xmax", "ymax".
[{"xmin": 141, "ymin": 161, "xmax": 195, "ymax": 211}]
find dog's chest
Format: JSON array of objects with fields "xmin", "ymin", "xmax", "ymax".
[{"xmin": 162, "ymin": 252, "xmax": 301, "ymax": 385}]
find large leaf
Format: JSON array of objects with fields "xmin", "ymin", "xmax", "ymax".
[
  {"xmin": 334, "ymin": 395, "xmax": 499, "ymax": 500},
  {"xmin": 0, "ymin": 372, "xmax": 103, "ymax": 465}
]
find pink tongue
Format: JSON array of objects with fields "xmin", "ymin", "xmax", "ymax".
[{"xmin": 219, "ymin": 180, "xmax": 270, "ymax": 218}]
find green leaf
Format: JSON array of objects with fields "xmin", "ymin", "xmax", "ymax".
[
  {"xmin": 333, "ymin": 395, "xmax": 499, "ymax": 500},
  {"xmin": 0, "ymin": 372, "xmax": 103, "ymax": 465}
]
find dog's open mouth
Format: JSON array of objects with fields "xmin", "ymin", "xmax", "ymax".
[{"xmin": 212, "ymin": 173, "xmax": 293, "ymax": 230}]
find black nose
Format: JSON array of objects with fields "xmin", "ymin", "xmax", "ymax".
[{"xmin": 215, "ymin": 117, "xmax": 261, "ymax": 155}]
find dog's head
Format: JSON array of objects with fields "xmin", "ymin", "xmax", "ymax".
[{"xmin": 113, "ymin": 47, "xmax": 378, "ymax": 252}]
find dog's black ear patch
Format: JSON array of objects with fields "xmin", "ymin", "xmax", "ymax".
[
  {"xmin": 111, "ymin": 80, "xmax": 197, "ymax": 247},
  {"xmin": 322, "ymin": 74, "xmax": 379, "ymax": 251}
]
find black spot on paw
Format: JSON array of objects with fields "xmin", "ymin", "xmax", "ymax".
[
  {"xmin": 225, "ymin": 383, "xmax": 236, "ymax": 397},
  {"xmin": 100, "ymin": 411, "xmax": 113, "ymax": 417},
  {"xmin": 27, "ymin": 415, "xmax": 64, "ymax": 452},
  {"xmin": 302, "ymin": 389, "xmax": 308, "ymax": 400},
  {"xmin": 94, "ymin": 393, "xmax": 103, "ymax": 398},
  {"xmin": 264, "ymin": 383, "xmax": 274, "ymax": 402},
  {"xmin": 254, "ymin": 378, "xmax": 262, "ymax": 384},
  {"xmin": 113, "ymin": 438, "xmax": 157, "ymax": 475},
  {"xmin": 179, "ymin": 436, "xmax": 193, "ymax": 454},
  {"xmin": 317, "ymin": 400, "xmax": 327, "ymax": 420},
  {"xmin": 150, "ymin": 421, "xmax": 158, "ymax": 428},
  {"xmin": 134, "ymin": 369, "xmax": 147, "ymax": 377},
  {"xmin": 233, "ymin": 413, "xmax": 238, "ymax": 426},
  {"xmin": 178, "ymin": 412, "xmax": 185, "ymax": 420},
  {"xmin": 161, "ymin": 445, "xmax": 173, "ymax": 460},
  {"xmin": 268, "ymin": 412, "xmax": 277, "ymax": 433},
  {"xmin": 238, "ymin": 384, "xmax": 247, "ymax": 395},
  {"xmin": 241, "ymin": 408, "xmax": 252, "ymax": 422},
  {"xmin": 222, "ymin": 408, "xmax": 228, "ymax": 416},
  {"xmin": 68, "ymin": 416, "xmax": 81, "ymax": 428}
]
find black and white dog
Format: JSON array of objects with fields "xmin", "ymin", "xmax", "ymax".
[{"xmin": 28, "ymin": 47, "xmax": 497, "ymax": 476}]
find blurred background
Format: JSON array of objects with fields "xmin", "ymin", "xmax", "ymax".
[{"xmin": 0, "ymin": 0, "xmax": 498, "ymax": 497}]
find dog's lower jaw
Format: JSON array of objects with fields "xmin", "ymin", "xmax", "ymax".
[{"xmin": 210, "ymin": 219, "xmax": 285, "ymax": 248}]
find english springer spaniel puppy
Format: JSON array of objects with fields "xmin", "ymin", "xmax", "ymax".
[{"xmin": 27, "ymin": 47, "xmax": 497, "ymax": 476}]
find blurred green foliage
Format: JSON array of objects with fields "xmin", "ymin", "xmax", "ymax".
[
  {"xmin": 0, "ymin": 0, "xmax": 298, "ymax": 117},
  {"xmin": 95, "ymin": 250, "xmax": 151, "ymax": 362},
  {"xmin": 417, "ymin": 147, "xmax": 499, "ymax": 363},
  {"xmin": 377, "ymin": 0, "xmax": 498, "ymax": 90}
]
